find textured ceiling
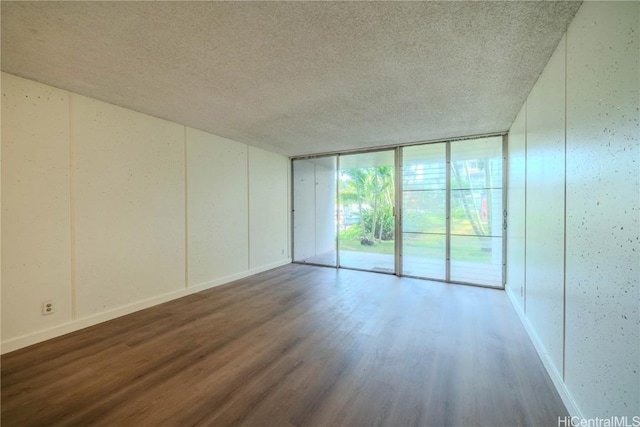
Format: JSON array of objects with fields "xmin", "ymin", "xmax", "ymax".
[{"xmin": 1, "ymin": 1, "xmax": 581, "ymax": 156}]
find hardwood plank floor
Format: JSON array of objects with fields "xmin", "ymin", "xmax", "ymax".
[{"xmin": 1, "ymin": 264, "xmax": 567, "ymax": 426}]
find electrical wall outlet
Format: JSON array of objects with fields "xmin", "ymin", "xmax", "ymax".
[{"xmin": 42, "ymin": 300, "xmax": 55, "ymax": 316}]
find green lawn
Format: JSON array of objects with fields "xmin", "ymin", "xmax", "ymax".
[{"xmin": 339, "ymin": 234, "xmax": 493, "ymax": 263}]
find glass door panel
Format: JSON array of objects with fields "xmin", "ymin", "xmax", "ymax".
[
  {"xmin": 292, "ymin": 135, "xmax": 504, "ymax": 288},
  {"xmin": 338, "ymin": 151, "xmax": 395, "ymax": 273},
  {"xmin": 401, "ymin": 143, "xmax": 447, "ymax": 280},
  {"xmin": 292, "ymin": 156, "xmax": 337, "ymax": 266},
  {"xmin": 450, "ymin": 137, "xmax": 503, "ymax": 286}
]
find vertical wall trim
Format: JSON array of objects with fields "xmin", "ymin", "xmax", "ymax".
[
  {"xmin": 287, "ymin": 160, "xmax": 291, "ymax": 260},
  {"xmin": 523, "ymin": 100, "xmax": 528, "ymax": 314},
  {"xmin": 502, "ymin": 134, "xmax": 508, "ymax": 288},
  {"xmin": 184, "ymin": 126, "xmax": 189, "ymax": 289},
  {"xmin": 247, "ymin": 146, "xmax": 251, "ymax": 270},
  {"xmin": 562, "ymin": 34, "xmax": 568, "ymax": 381},
  {"xmin": 0, "ymin": 72, "xmax": 2, "ymax": 354},
  {"xmin": 69, "ymin": 93, "xmax": 77, "ymax": 320}
]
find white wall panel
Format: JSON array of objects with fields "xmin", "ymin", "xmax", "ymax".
[
  {"xmin": 249, "ymin": 146, "xmax": 289, "ymax": 269},
  {"xmin": 2, "ymin": 75, "xmax": 290, "ymax": 352},
  {"xmin": 565, "ymin": 2, "xmax": 639, "ymax": 418},
  {"xmin": 187, "ymin": 128, "xmax": 248, "ymax": 286},
  {"xmin": 1, "ymin": 73, "xmax": 72, "ymax": 340},
  {"xmin": 73, "ymin": 95, "xmax": 185, "ymax": 319},
  {"xmin": 524, "ymin": 35, "xmax": 566, "ymax": 376},
  {"xmin": 507, "ymin": 103, "xmax": 526, "ymax": 311}
]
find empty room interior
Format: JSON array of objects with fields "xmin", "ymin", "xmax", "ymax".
[{"xmin": 1, "ymin": 1, "xmax": 638, "ymax": 426}]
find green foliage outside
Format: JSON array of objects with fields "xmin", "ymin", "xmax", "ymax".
[
  {"xmin": 339, "ymin": 166, "xmax": 395, "ymax": 242},
  {"xmin": 338, "ymin": 162, "xmax": 495, "ymax": 263}
]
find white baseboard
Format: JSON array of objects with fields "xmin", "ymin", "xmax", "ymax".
[
  {"xmin": 249, "ymin": 258, "xmax": 292, "ymax": 275},
  {"xmin": 505, "ymin": 286, "xmax": 583, "ymax": 419},
  {"xmin": 1, "ymin": 259, "xmax": 291, "ymax": 354}
]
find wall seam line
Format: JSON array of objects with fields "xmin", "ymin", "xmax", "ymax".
[
  {"xmin": 523, "ymin": 100, "xmax": 528, "ymax": 315},
  {"xmin": 562, "ymin": 33, "xmax": 568, "ymax": 383},
  {"xmin": 247, "ymin": 146, "xmax": 251, "ymax": 271},
  {"xmin": 502, "ymin": 134, "xmax": 508, "ymax": 288},
  {"xmin": 313, "ymin": 164, "xmax": 317, "ymax": 258},
  {"xmin": 69, "ymin": 92, "xmax": 77, "ymax": 320},
  {"xmin": 184, "ymin": 126, "xmax": 189, "ymax": 289}
]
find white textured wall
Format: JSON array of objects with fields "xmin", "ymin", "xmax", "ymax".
[
  {"xmin": 564, "ymin": 2, "xmax": 639, "ymax": 418},
  {"xmin": 1, "ymin": 73, "xmax": 291, "ymax": 351},
  {"xmin": 524, "ymin": 35, "xmax": 566, "ymax": 376},
  {"xmin": 506, "ymin": 103, "xmax": 526, "ymax": 312},
  {"xmin": 1, "ymin": 73, "xmax": 72, "ymax": 339},
  {"xmin": 507, "ymin": 2, "xmax": 639, "ymax": 419},
  {"xmin": 248, "ymin": 146, "xmax": 290, "ymax": 270},
  {"xmin": 187, "ymin": 128, "xmax": 249, "ymax": 286},
  {"xmin": 73, "ymin": 95, "xmax": 185, "ymax": 318}
]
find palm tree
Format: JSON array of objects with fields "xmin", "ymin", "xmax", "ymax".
[
  {"xmin": 451, "ymin": 161, "xmax": 488, "ymax": 237},
  {"xmin": 340, "ymin": 166, "xmax": 395, "ymax": 241},
  {"xmin": 339, "ymin": 168, "xmax": 368, "ymax": 238},
  {"xmin": 373, "ymin": 166, "xmax": 394, "ymax": 241}
]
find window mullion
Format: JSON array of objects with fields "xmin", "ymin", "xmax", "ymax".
[{"xmin": 446, "ymin": 141, "xmax": 451, "ymax": 282}]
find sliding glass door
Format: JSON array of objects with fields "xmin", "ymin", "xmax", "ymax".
[
  {"xmin": 338, "ymin": 150, "xmax": 395, "ymax": 273},
  {"xmin": 401, "ymin": 143, "xmax": 447, "ymax": 280},
  {"xmin": 292, "ymin": 136, "xmax": 505, "ymax": 288},
  {"xmin": 449, "ymin": 138, "xmax": 504, "ymax": 286},
  {"xmin": 400, "ymin": 136, "xmax": 504, "ymax": 286}
]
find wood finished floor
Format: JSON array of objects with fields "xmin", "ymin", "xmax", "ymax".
[{"xmin": 2, "ymin": 264, "xmax": 567, "ymax": 426}]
